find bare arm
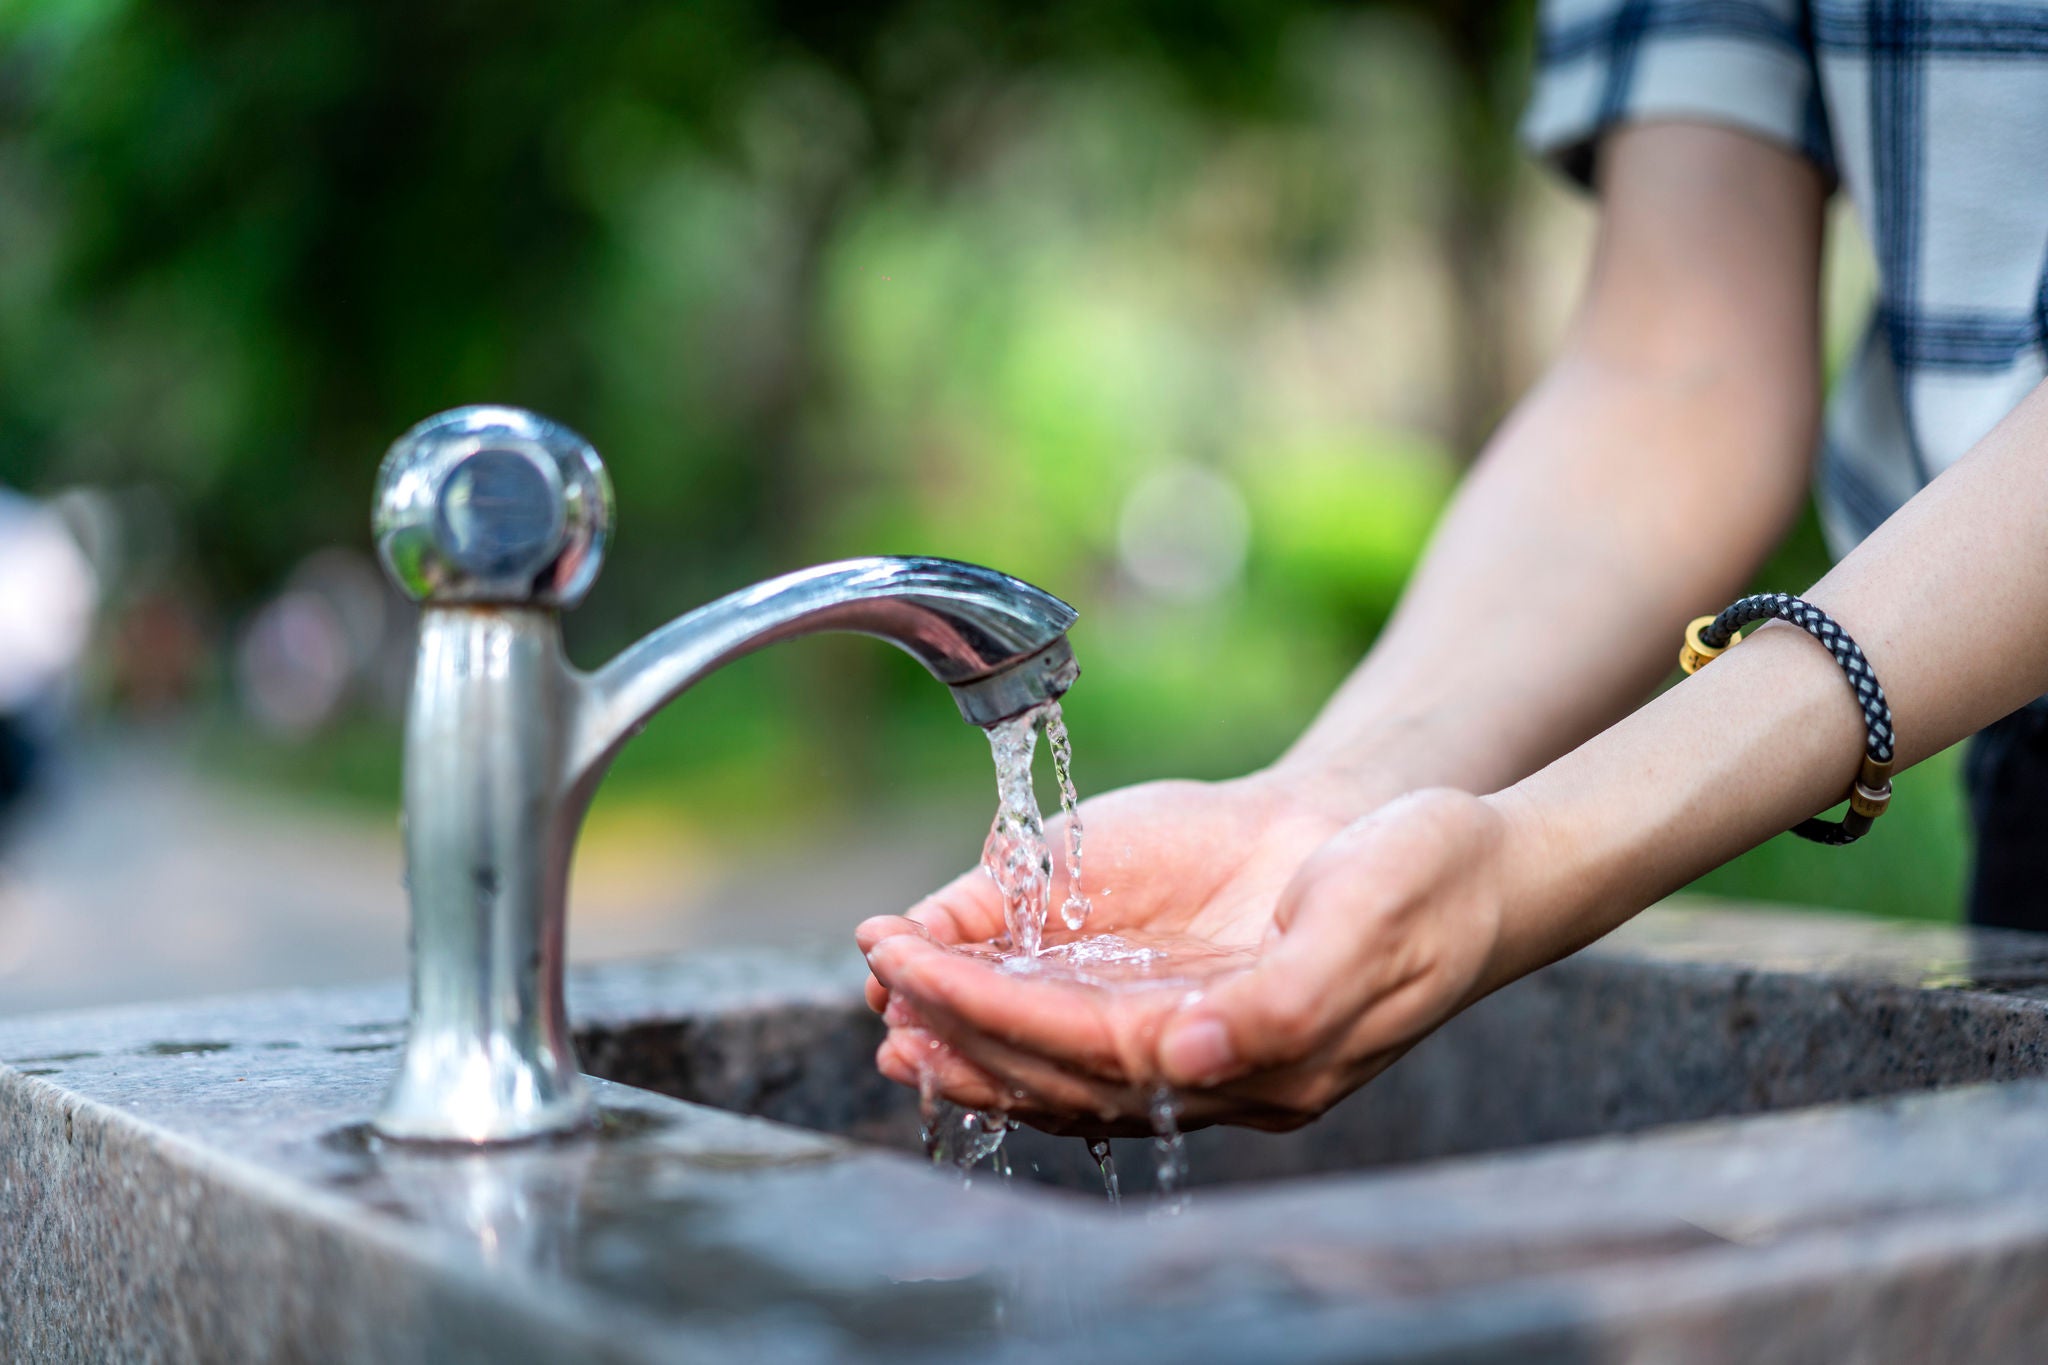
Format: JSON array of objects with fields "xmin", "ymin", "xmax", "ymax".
[
  {"xmin": 1489, "ymin": 379, "xmax": 2048, "ymax": 978},
  {"xmin": 1282, "ymin": 122, "xmax": 1827, "ymax": 804}
]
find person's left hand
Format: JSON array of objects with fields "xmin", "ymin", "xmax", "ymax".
[{"xmin": 862, "ymin": 787, "xmax": 1518, "ymax": 1135}]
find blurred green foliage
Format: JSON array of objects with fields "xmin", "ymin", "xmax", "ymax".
[
  {"xmin": 0, "ymin": 0, "xmax": 1494, "ymax": 598},
  {"xmin": 1, "ymin": 0, "xmax": 1970, "ymax": 921}
]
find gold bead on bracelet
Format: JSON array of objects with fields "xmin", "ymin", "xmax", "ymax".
[{"xmin": 1679, "ymin": 615, "xmax": 1743, "ymax": 675}]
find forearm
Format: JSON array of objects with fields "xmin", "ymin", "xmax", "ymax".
[
  {"xmin": 1276, "ymin": 347, "xmax": 1813, "ymax": 799},
  {"xmin": 1489, "ymin": 379, "xmax": 2048, "ymax": 979},
  {"xmin": 1273, "ymin": 124, "xmax": 1826, "ymax": 806}
]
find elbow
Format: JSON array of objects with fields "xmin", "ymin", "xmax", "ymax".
[{"xmin": 1562, "ymin": 331, "xmax": 1821, "ymax": 507}]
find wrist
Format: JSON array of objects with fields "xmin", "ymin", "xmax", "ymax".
[
  {"xmin": 1473, "ymin": 782, "xmax": 1584, "ymax": 993},
  {"xmin": 1256, "ymin": 748, "xmax": 1426, "ymax": 826},
  {"xmin": 1264, "ymin": 708, "xmax": 1503, "ymax": 821}
]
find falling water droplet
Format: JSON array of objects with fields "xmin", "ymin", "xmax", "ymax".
[
  {"xmin": 1149, "ymin": 1086, "xmax": 1188, "ymax": 1216},
  {"xmin": 1088, "ymin": 1137, "xmax": 1121, "ymax": 1208}
]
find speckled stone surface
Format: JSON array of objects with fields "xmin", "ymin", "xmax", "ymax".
[{"xmin": 12, "ymin": 902, "xmax": 2048, "ymax": 1362}]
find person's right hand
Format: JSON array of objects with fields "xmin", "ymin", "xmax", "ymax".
[{"xmin": 856, "ymin": 767, "xmax": 1392, "ymax": 1132}]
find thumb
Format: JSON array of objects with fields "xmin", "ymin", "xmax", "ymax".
[
  {"xmin": 902, "ymin": 863, "xmax": 1010, "ymax": 946},
  {"xmin": 1154, "ymin": 794, "xmax": 1457, "ymax": 1087}
]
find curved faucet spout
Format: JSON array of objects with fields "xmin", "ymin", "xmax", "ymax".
[{"xmin": 569, "ymin": 556, "xmax": 1077, "ymax": 793}]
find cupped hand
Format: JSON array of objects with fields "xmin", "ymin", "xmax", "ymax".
[
  {"xmin": 857, "ymin": 771, "xmax": 1359, "ymax": 1132},
  {"xmin": 860, "ymin": 784, "xmax": 1515, "ymax": 1135}
]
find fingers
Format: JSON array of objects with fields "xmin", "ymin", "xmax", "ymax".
[
  {"xmin": 1150, "ymin": 919, "xmax": 1412, "ymax": 1091},
  {"xmin": 860, "ymin": 863, "xmax": 1010, "ymax": 1012},
  {"xmin": 866, "ymin": 934, "xmax": 1180, "ymax": 1126},
  {"xmin": 866, "ymin": 935, "xmax": 1175, "ymax": 1081},
  {"xmin": 862, "ymin": 788, "xmax": 1495, "ymax": 1134},
  {"xmin": 855, "ymin": 915, "xmax": 929, "ymax": 955},
  {"xmin": 875, "ymin": 1029, "xmax": 1012, "ymax": 1108},
  {"xmin": 893, "ymin": 985, "xmax": 1147, "ymax": 1123},
  {"xmin": 858, "ymin": 916, "xmax": 928, "ymax": 1012},
  {"xmin": 1197, "ymin": 1036, "xmax": 1418, "ymax": 1130},
  {"xmin": 872, "ymin": 943, "xmax": 1404, "ymax": 1134},
  {"xmin": 1153, "ymin": 796, "xmax": 1476, "ymax": 1089},
  {"xmin": 904, "ymin": 865, "xmax": 1011, "ymax": 945},
  {"xmin": 870, "ymin": 938, "xmax": 1273, "ymax": 1133},
  {"xmin": 876, "ymin": 1026, "xmax": 1156, "ymax": 1135}
]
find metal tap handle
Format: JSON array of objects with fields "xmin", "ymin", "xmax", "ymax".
[{"xmin": 373, "ymin": 405, "xmax": 614, "ymax": 608}]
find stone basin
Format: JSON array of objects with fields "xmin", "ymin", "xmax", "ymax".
[
  {"xmin": 13, "ymin": 901, "xmax": 2048, "ymax": 1362},
  {"xmin": 577, "ymin": 905, "xmax": 2048, "ymax": 1197}
]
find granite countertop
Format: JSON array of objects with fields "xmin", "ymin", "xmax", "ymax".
[{"xmin": 11, "ymin": 902, "xmax": 2048, "ymax": 1363}]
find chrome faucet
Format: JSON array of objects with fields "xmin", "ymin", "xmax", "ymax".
[{"xmin": 369, "ymin": 406, "xmax": 1078, "ymax": 1144}]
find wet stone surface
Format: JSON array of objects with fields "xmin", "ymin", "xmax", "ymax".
[{"xmin": 13, "ymin": 905, "xmax": 2048, "ymax": 1361}]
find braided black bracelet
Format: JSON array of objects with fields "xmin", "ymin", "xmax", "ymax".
[{"xmin": 1678, "ymin": 593, "xmax": 1895, "ymax": 846}]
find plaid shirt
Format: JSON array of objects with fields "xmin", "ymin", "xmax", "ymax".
[{"xmin": 1523, "ymin": 0, "xmax": 2048, "ymax": 556}]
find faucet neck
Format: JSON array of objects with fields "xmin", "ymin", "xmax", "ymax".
[
  {"xmin": 569, "ymin": 558, "xmax": 1077, "ymax": 791},
  {"xmin": 377, "ymin": 604, "xmax": 589, "ymax": 1143}
]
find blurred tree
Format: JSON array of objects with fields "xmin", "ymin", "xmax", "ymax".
[
  {"xmin": 1407, "ymin": 0, "xmax": 1535, "ymax": 455},
  {"xmin": 0, "ymin": 0, "xmax": 1533, "ymax": 605}
]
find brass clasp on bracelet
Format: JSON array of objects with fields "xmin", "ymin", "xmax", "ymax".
[
  {"xmin": 1839, "ymin": 753, "xmax": 1894, "ymax": 839},
  {"xmin": 1849, "ymin": 754, "xmax": 1894, "ymax": 822},
  {"xmin": 1679, "ymin": 616, "xmax": 1742, "ymax": 675}
]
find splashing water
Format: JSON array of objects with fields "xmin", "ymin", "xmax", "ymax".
[
  {"xmin": 919, "ymin": 1062, "xmax": 1012, "ymax": 1184},
  {"xmin": 927, "ymin": 1105, "xmax": 1012, "ymax": 1182},
  {"xmin": 982, "ymin": 699, "xmax": 1096, "ymax": 958},
  {"xmin": 976, "ymin": 701, "xmax": 1255, "ymax": 985}
]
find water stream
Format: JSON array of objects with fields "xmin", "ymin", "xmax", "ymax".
[
  {"xmin": 1045, "ymin": 707, "xmax": 1090, "ymax": 933},
  {"xmin": 1087, "ymin": 1138, "xmax": 1121, "ymax": 1206},
  {"xmin": 917, "ymin": 699, "xmax": 1247, "ymax": 1207},
  {"xmin": 981, "ymin": 708, "xmax": 1054, "ymax": 959}
]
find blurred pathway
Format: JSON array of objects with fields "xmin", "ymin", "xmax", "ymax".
[{"xmin": 0, "ymin": 737, "xmax": 978, "ymax": 1017}]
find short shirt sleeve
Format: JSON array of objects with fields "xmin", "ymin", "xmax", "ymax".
[{"xmin": 1522, "ymin": 0, "xmax": 1836, "ymax": 189}]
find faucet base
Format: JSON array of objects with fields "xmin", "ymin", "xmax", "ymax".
[{"xmin": 373, "ymin": 1040, "xmax": 595, "ymax": 1145}]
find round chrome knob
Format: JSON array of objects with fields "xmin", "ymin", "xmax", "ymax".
[{"xmin": 373, "ymin": 406, "xmax": 613, "ymax": 608}]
